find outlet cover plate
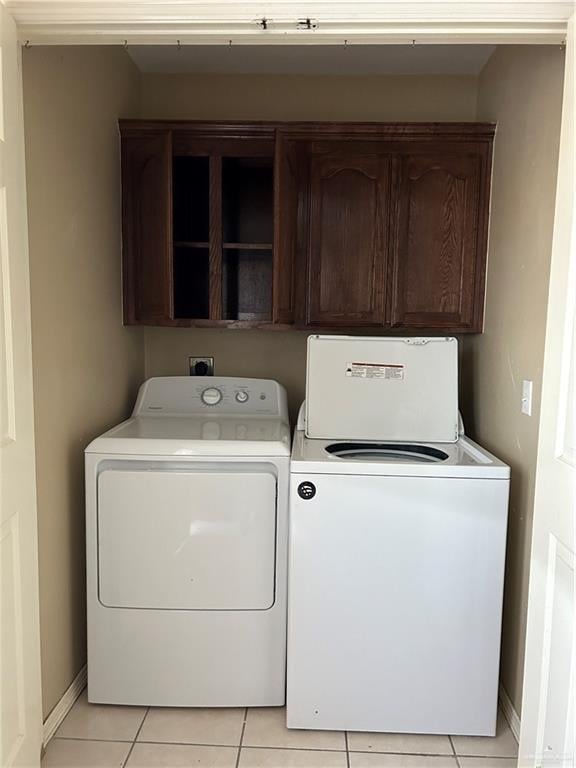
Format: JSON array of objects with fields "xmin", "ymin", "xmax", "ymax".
[{"xmin": 189, "ymin": 357, "xmax": 214, "ymax": 376}]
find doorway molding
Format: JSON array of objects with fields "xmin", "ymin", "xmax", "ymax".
[{"xmin": 5, "ymin": 1, "xmax": 571, "ymax": 46}]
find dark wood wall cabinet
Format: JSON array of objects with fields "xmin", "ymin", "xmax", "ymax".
[{"xmin": 120, "ymin": 121, "xmax": 494, "ymax": 332}]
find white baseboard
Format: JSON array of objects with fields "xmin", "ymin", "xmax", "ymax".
[
  {"xmin": 43, "ymin": 665, "xmax": 87, "ymax": 748},
  {"xmin": 499, "ymin": 681, "xmax": 521, "ymax": 743}
]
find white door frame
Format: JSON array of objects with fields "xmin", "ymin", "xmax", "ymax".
[
  {"xmin": 0, "ymin": 2, "xmax": 42, "ymax": 767},
  {"xmin": 3, "ymin": 1, "xmax": 572, "ymax": 45},
  {"xmin": 519, "ymin": 14, "xmax": 575, "ymax": 767}
]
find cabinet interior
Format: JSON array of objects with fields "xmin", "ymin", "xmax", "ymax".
[{"xmin": 172, "ymin": 153, "xmax": 274, "ymax": 321}]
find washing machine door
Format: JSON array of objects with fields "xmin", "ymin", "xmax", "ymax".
[{"xmin": 97, "ymin": 463, "xmax": 277, "ymax": 610}]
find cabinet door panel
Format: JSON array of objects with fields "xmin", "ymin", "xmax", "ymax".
[
  {"xmin": 121, "ymin": 132, "xmax": 172, "ymax": 324},
  {"xmin": 307, "ymin": 154, "xmax": 389, "ymax": 326},
  {"xmin": 274, "ymin": 136, "xmax": 307, "ymax": 324},
  {"xmin": 391, "ymin": 151, "xmax": 484, "ymax": 330}
]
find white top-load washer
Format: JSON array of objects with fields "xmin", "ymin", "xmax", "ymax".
[
  {"xmin": 86, "ymin": 376, "xmax": 290, "ymax": 707},
  {"xmin": 287, "ymin": 336, "xmax": 510, "ymax": 737}
]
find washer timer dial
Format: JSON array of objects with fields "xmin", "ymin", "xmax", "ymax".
[{"xmin": 201, "ymin": 387, "xmax": 223, "ymax": 406}]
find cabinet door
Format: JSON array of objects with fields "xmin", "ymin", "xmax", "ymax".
[
  {"xmin": 273, "ymin": 135, "xmax": 306, "ymax": 324},
  {"xmin": 307, "ymin": 152, "xmax": 390, "ymax": 327},
  {"xmin": 390, "ymin": 149, "xmax": 487, "ymax": 331},
  {"xmin": 121, "ymin": 131, "xmax": 172, "ymax": 324}
]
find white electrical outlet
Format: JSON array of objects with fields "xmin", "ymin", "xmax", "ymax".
[{"xmin": 521, "ymin": 380, "xmax": 533, "ymax": 416}]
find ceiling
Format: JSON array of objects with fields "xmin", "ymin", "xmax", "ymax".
[{"xmin": 127, "ymin": 44, "xmax": 496, "ymax": 76}]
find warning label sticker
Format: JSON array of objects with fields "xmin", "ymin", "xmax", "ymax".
[{"xmin": 346, "ymin": 362, "xmax": 405, "ymax": 380}]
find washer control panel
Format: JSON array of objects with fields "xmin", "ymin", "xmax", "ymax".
[{"xmin": 136, "ymin": 377, "xmax": 284, "ymax": 417}]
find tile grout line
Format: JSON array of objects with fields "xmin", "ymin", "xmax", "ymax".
[
  {"xmin": 51, "ymin": 733, "xmax": 513, "ymax": 759},
  {"xmin": 122, "ymin": 706, "xmax": 149, "ymax": 768},
  {"xmin": 233, "ymin": 743, "xmax": 458, "ymax": 757},
  {"xmin": 449, "ymin": 734, "xmax": 463, "ymax": 767},
  {"xmin": 52, "ymin": 736, "xmax": 134, "ymax": 744},
  {"xmin": 54, "ymin": 732, "xmax": 475, "ymax": 758},
  {"xmin": 345, "ymin": 731, "xmax": 351, "ymax": 768},
  {"xmin": 234, "ymin": 707, "xmax": 248, "ymax": 768},
  {"xmin": 231, "ymin": 744, "xmax": 348, "ymax": 754}
]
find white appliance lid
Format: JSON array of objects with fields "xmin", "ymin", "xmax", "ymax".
[
  {"xmin": 305, "ymin": 336, "xmax": 459, "ymax": 443},
  {"xmin": 86, "ymin": 415, "xmax": 291, "ymax": 456}
]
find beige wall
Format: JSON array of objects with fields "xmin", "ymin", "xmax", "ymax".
[
  {"xmin": 140, "ymin": 72, "xmax": 478, "ymax": 121},
  {"xmin": 461, "ymin": 46, "xmax": 565, "ymax": 714},
  {"xmin": 145, "ymin": 328, "xmax": 309, "ymax": 421},
  {"xmin": 142, "ymin": 72, "xmax": 479, "ymax": 413},
  {"xmin": 23, "ymin": 47, "xmax": 145, "ymax": 718}
]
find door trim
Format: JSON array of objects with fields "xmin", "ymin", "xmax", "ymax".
[{"xmin": 5, "ymin": 1, "xmax": 570, "ymax": 45}]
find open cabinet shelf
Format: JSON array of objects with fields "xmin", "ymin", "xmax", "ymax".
[{"xmin": 172, "ymin": 149, "xmax": 274, "ymax": 322}]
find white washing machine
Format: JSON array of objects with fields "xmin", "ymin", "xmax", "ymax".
[
  {"xmin": 287, "ymin": 336, "xmax": 510, "ymax": 737},
  {"xmin": 86, "ymin": 376, "xmax": 290, "ymax": 707}
]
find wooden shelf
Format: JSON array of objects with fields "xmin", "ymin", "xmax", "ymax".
[
  {"xmin": 223, "ymin": 243, "xmax": 272, "ymax": 251},
  {"xmin": 174, "ymin": 241, "xmax": 209, "ymax": 249},
  {"xmin": 174, "ymin": 242, "xmax": 273, "ymax": 251}
]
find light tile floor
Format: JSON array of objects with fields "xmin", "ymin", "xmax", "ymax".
[{"xmin": 43, "ymin": 692, "xmax": 518, "ymax": 768}]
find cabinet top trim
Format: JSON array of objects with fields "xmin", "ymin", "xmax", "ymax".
[{"xmin": 119, "ymin": 120, "xmax": 496, "ymax": 141}]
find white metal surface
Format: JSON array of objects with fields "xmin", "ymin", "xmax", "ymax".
[
  {"xmin": 132, "ymin": 376, "xmax": 286, "ymax": 417},
  {"xmin": 291, "ymin": 429, "xmax": 510, "ymax": 479},
  {"xmin": 86, "ymin": 376, "xmax": 291, "ymax": 457},
  {"xmin": 520, "ymin": 15, "xmax": 576, "ymax": 766},
  {"xmin": 86, "ymin": 377, "xmax": 290, "ymax": 706},
  {"xmin": 0, "ymin": 5, "xmax": 43, "ymax": 767},
  {"xmin": 87, "ymin": 415, "xmax": 291, "ymax": 456},
  {"xmin": 306, "ymin": 336, "xmax": 459, "ymax": 442},
  {"xmin": 98, "ymin": 466, "xmax": 277, "ymax": 610},
  {"xmin": 287, "ymin": 453, "xmax": 510, "ymax": 735}
]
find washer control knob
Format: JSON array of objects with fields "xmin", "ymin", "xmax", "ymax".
[
  {"xmin": 297, "ymin": 481, "xmax": 317, "ymax": 500},
  {"xmin": 235, "ymin": 390, "xmax": 249, "ymax": 403},
  {"xmin": 201, "ymin": 387, "xmax": 223, "ymax": 406}
]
